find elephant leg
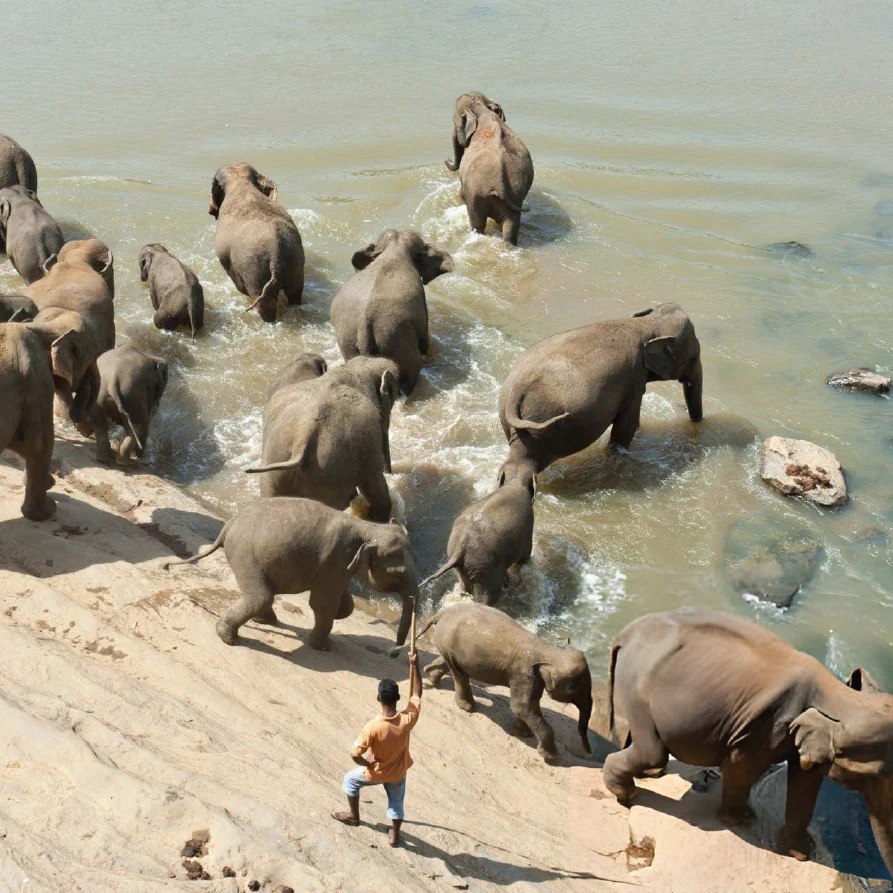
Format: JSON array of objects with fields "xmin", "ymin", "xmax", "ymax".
[
  {"xmin": 308, "ymin": 585, "xmax": 341, "ymax": 651},
  {"xmin": 424, "ymin": 656, "xmax": 448, "ymax": 688},
  {"xmin": 335, "ymin": 588, "xmax": 354, "ymax": 620},
  {"xmin": 455, "ymin": 568, "xmax": 472, "ymax": 594},
  {"xmin": 118, "ymin": 411, "xmax": 149, "ymax": 466},
  {"xmin": 217, "ymin": 571, "xmax": 275, "ymax": 646},
  {"xmin": 285, "ymin": 270, "xmax": 304, "ymax": 306},
  {"xmin": 93, "ymin": 414, "xmax": 114, "ymax": 465},
  {"xmin": 512, "ymin": 717, "xmax": 532, "ymax": 738},
  {"xmin": 501, "ymin": 213, "xmax": 521, "ymax": 246},
  {"xmin": 253, "ymin": 602, "xmax": 279, "ymax": 626},
  {"xmin": 471, "ymin": 578, "xmax": 503, "ymax": 607},
  {"xmin": 358, "ymin": 472, "xmax": 391, "ymax": 524},
  {"xmin": 509, "ymin": 681, "xmax": 557, "ymax": 761},
  {"xmin": 779, "ymin": 759, "xmax": 823, "ymax": 861},
  {"xmin": 609, "ymin": 394, "xmax": 643, "ymax": 450},
  {"xmin": 20, "ymin": 435, "xmax": 55, "ymax": 522},
  {"xmin": 466, "ymin": 196, "xmax": 488, "ymax": 235},
  {"xmin": 447, "ymin": 657, "xmax": 475, "ymax": 712},
  {"xmin": 602, "ymin": 701, "xmax": 669, "ymax": 804},
  {"xmin": 718, "ymin": 748, "xmax": 767, "ymax": 825}
]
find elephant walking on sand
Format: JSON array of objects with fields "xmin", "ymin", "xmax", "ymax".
[
  {"xmin": 444, "ymin": 93, "xmax": 534, "ymax": 245},
  {"xmin": 499, "ymin": 303, "xmax": 704, "ymax": 478},
  {"xmin": 405, "ymin": 603, "xmax": 592, "ymax": 760},
  {"xmin": 604, "ymin": 608, "xmax": 893, "ymax": 875},
  {"xmin": 165, "ymin": 497, "xmax": 419, "ymax": 651},
  {"xmin": 246, "ymin": 356, "xmax": 400, "ymax": 522},
  {"xmin": 0, "ymin": 186, "xmax": 64, "ymax": 285},
  {"xmin": 330, "ymin": 230, "xmax": 453, "ymax": 395},
  {"xmin": 209, "ymin": 163, "xmax": 304, "ymax": 323}
]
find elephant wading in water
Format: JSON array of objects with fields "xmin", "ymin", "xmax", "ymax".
[
  {"xmin": 406, "ymin": 603, "xmax": 592, "ymax": 761},
  {"xmin": 499, "ymin": 303, "xmax": 704, "ymax": 478},
  {"xmin": 0, "ymin": 186, "xmax": 64, "ymax": 285},
  {"xmin": 266, "ymin": 351, "xmax": 327, "ymax": 397},
  {"xmin": 139, "ymin": 244, "xmax": 204, "ymax": 337},
  {"xmin": 330, "ymin": 230, "xmax": 453, "ymax": 395},
  {"xmin": 0, "ymin": 135, "xmax": 38, "ymax": 252},
  {"xmin": 421, "ymin": 461, "xmax": 535, "ymax": 605},
  {"xmin": 445, "ymin": 93, "xmax": 534, "ymax": 245},
  {"xmin": 246, "ymin": 356, "xmax": 400, "ymax": 522},
  {"xmin": 209, "ymin": 163, "xmax": 304, "ymax": 323},
  {"xmin": 165, "ymin": 497, "xmax": 419, "ymax": 651},
  {"xmin": 604, "ymin": 608, "xmax": 893, "ymax": 876}
]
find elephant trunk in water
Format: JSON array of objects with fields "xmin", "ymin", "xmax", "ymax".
[
  {"xmin": 865, "ymin": 787, "xmax": 893, "ymax": 879},
  {"xmin": 576, "ymin": 688, "xmax": 593, "ymax": 753},
  {"xmin": 445, "ymin": 129, "xmax": 464, "ymax": 172},
  {"xmin": 683, "ymin": 355, "xmax": 704, "ymax": 422}
]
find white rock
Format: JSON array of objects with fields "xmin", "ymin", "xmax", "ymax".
[{"xmin": 760, "ymin": 437, "xmax": 847, "ymax": 507}]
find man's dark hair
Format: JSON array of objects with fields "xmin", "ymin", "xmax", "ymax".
[{"xmin": 378, "ymin": 678, "xmax": 399, "ymax": 705}]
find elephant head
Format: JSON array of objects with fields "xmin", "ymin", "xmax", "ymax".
[
  {"xmin": 152, "ymin": 358, "xmax": 169, "ymax": 408},
  {"xmin": 55, "ymin": 238, "xmax": 115, "ymax": 296},
  {"xmin": 445, "ymin": 92, "xmax": 506, "ymax": 171},
  {"xmin": 138, "ymin": 243, "xmax": 166, "ymax": 285},
  {"xmin": 536, "ymin": 645, "xmax": 593, "ymax": 754},
  {"xmin": 351, "ymin": 230, "xmax": 453, "ymax": 284},
  {"xmin": 634, "ymin": 303, "xmax": 703, "ymax": 422},
  {"xmin": 497, "ymin": 459, "xmax": 537, "ymax": 499},
  {"xmin": 349, "ymin": 521, "xmax": 419, "ymax": 646},
  {"xmin": 209, "ymin": 163, "xmax": 278, "ymax": 218},
  {"xmin": 0, "ymin": 185, "xmax": 40, "ymax": 236},
  {"xmin": 791, "ymin": 667, "xmax": 893, "ymax": 876}
]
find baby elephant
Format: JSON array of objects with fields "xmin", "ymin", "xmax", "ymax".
[
  {"xmin": 422, "ymin": 462, "xmax": 535, "ymax": 604},
  {"xmin": 90, "ymin": 344, "xmax": 168, "ymax": 465},
  {"xmin": 165, "ymin": 497, "xmax": 419, "ymax": 651},
  {"xmin": 267, "ymin": 351, "xmax": 327, "ymax": 398},
  {"xmin": 139, "ymin": 244, "xmax": 204, "ymax": 337},
  {"xmin": 246, "ymin": 356, "xmax": 400, "ymax": 522},
  {"xmin": 413, "ymin": 603, "xmax": 592, "ymax": 761},
  {"xmin": 0, "ymin": 186, "xmax": 64, "ymax": 285}
]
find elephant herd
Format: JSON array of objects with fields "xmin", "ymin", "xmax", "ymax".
[{"xmin": 1, "ymin": 94, "xmax": 891, "ymax": 879}]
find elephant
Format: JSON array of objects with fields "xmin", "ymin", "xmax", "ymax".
[
  {"xmin": 267, "ymin": 351, "xmax": 327, "ymax": 398},
  {"xmin": 0, "ymin": 323, "xmax": 57, "ymax": 520},
  {"xmin": 444, "ymin": 93, "xmax": 534, "ymax": 245},
  {"xmin": 245, "ymin": 357, "xmax": 400, "ymax": 522},
  {"xmin": 138, "ymin": 244, "xmax": 204, "ymax": 338},
  {"xmin": 421, "ymin": 461, "xmax": 535, "ymax": 605},
  {"xmin": 603, "ymin": 608, "xmax": 893, "ymax": 876},
  {"xmin": 164, "ymin": 497, "xmax": 419, "ymax": 651},
  {"xmin": 0, "ymin": 186, "xmax": 64, "ymax": 285},
  {"xmin": 411, "ymin": 603, "xmax": 592, "ymax": 761},
  {"xmin": 87, "ymin": 344, "xmax": 168, "ymax": 466},
  {"xmin": 209, "ymin": 163, "xmax": 304, "ymax": 323},
  {"xmin": 498, "ymin": 303, "xmax": 704, "ymax": 478},
  {"xmin": 25, "ymin": 238, "xmax": 115, "ymax": 422},
  {"xmin": 0, "ymin": 293, "xmax": 38, "ymax": 322},
  {"xmin": 0, "ymin": 136, "xmax": 37, "ymax": 252},
  {"xmin": 330, "ymin": 230, "xmax": 453, "ymax": 394}
]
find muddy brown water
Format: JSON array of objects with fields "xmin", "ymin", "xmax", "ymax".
[{"xmin": 3, "ymin": 0, "xmax": 891, "ymax": 689}]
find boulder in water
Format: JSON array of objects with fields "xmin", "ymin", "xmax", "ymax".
[
  {"xmin": 760, "ymin": 437, "xmax": 847, "ymax": 508},
  {"xmin": 827, "ymin": 367, "xmax": 890, "ymax": 394},
  {"xmin": 765, "ymin": 240, "xmax": 814, "ymax": 258},
  {"xmin": 724, "ymin": 516, "xmax": 822, "ymax": 608}
]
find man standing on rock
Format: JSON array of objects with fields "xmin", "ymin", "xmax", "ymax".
[{"xmin": 332, "ymin": 652, "xmax": 423, "ymax": 847}]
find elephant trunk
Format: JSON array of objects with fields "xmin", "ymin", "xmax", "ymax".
[
  {"xmin": 445, "ymin": 129, "xmax": 464, "ymax": 172},
  {"xmin": 865, "ymin": 789, "xmax": 893, "ymax": 880},
  {"xmin": 683, "ymin": 356, "xmax": 703, "ymax": 422},
  {"xmin": 576, "ymin": 689, "xmax": 593, "ymax": 754},
  {"xmin": 395, "ymin": 578, "xmax": 418, "ymax": 647},
  {"xmin": 69, "ymin": 362, "xmax": 99, "ymax": 424}
]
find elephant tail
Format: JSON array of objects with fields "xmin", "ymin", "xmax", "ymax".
[
  {"xmin": 420, "ymin": 555, "xmax": 461, "ymax": 588},
  {"xmin": 246, "ymin": 264, "xmax": 279, "ymax": 314},
  {"xmin": 162, "ymin": 518, "xmax": 232, "ymax": 570},
  {"xmin": 490, "ymin": 189, "xmax": 523, "ymax": 214},
  {"xmin": 109, "ymin": 380, "xmax": 143, "ymax": 452},
  {"xmin": 357, "ymin": 316, "xmax": 376, "ymax": 357},
  {"xmin": 504, "ymin": 394, "xmax": 569, "ymax": 432},
  {"xmin": 607, "ymin": 640, "xmax": 622, "ymax": 744},
  {"xmin": 244, "ymin": 427, "xmax": 317, "ymax": 475},
  {"xmin": 188, "ymin": 299, "xmax": 198, "ymax": 342},
  {"xmin": 389, "ymin": 610, "xmax": 442, "ymax": 658}
]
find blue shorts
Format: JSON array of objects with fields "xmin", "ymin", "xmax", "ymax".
[{"xmin": 342, "ymin": 766, "xmax": 406, "ymax": 821}]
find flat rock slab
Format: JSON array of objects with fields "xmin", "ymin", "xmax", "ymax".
[
  {"xmin": 827, "ymin": 368, "xmax": 891, "ymax": 394},
  {"xmin": 760, "ymin": 437, "xmax": 847, "ymax": 507}
]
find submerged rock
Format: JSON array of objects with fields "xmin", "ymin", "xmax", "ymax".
[
  {"xmin": 724, "ymin": 516, "xmax": 822, "ymax": 608},
  {"xmin": 760, "ymin": 437, "xmax": 847, "ymax": 507},
  {"xmin": 765, "ymin": 240, "xmax": 814, "ymax": 258},
  {"xmin": 827, "ymin": 367, "xmax": 891, "ymax": 394}
]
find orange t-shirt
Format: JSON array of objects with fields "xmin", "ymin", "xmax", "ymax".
[{"xmin": 351, "ymin": 696, "xmax": 421, "ymax": 783}]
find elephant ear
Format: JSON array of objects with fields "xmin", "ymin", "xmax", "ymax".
[
  {"xmin": 351, "ymin": 243, "xmax": 380, "ymax": 271},
  {"xmin": 643, "ymin": 335, "xmax": 677, "ymax": 380},
  {"xmin": 791, "ymin": 707, "xmax": 838, "ymax": 770},
  {"xmin": 461, "ymin": 109, "xmax": 478, "ymax": 147},
  {"xmin": 138, "ymin": 248, "xmax": 152, "ymax": 283},
  {"xmin": 50, "ymin": 329, "xmax": 79, "ymax": 387},
  {"xmin": 209, "ymin": 172, "xmax": 225, "ymax": 218},
  {"xmin": 487, "ymin": 99, "xmax": 506, "ymax": 121},
  {"xmin": 154, "ymin": 361, "xmax": 169, "ymax": 403},
  {"xmin": 255, "ymin": 172, "xmax": 278, "ymax": 203},
  {"xmin": 534, "ymin": 663, "xmax": 556, "ymax": 695},
  {"xmin": 347, "ymin": 542, "xmax": 374, "ymax": 574},
  {"xmin": 632, "ymin": 307, "xmax": 655, "ymax": 318},
  {"xmin": 413, "ymin": 243, "xmax": 454, "ymax": 284},
  {"xmin": 0, "ymin": 198, "xmax": 10, "ymax": 228},
  {"xmin": 847, "ymin": 668, "xmax": 885, "ymax": 695}
]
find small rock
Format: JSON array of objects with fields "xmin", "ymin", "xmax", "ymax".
[
  {"xmin": 222, "ymin": 866, "xmax": 236, "ymax": 878},
  {"xmin": 827, "ymin": 368, "xmax": 890, "ymax": 394},
  {"xmin": 182, "ymin": 859, "xmax": 207, "ymax": 880},
  {"xmin": 760, "ymin": 437, "xmax": 847, "ymax": 507},
  {"xmin": 248, "ymin": 882, "xmax": 260, "ymax": 892},
  {"xmin": 191, "ymin": 828, "xmax": 211, "ymax": 844},
  {"xmin": 850, "ymin": 527, "xmax": 889, "ymax": 548},
  {"xmin": 273, "ymin": 887, "xmax": 295, "ymax": 893},
  {"xmin": 765, "ymin": 240, "xmax": 813, "ymax": 258},
  {"xmin": 627, "ymin": 835, "xmax": 656, "ymax": 871}
]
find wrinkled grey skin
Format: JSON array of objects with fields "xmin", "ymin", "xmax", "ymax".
[
  {"xmin": 87, "ymin": 344, "xmax": 168, "ymax": 466},
  {"xmin": 25, "ymin": 239, "xmax": 115, "ymax": 423},
  {"xmin": 499, "ymin": 303, "xmax": 704, "ymax": 478},
  {"xmin": 0, "ymin": 186, "xmax": 64, "ymax": 285},
  {"xmin": 604, "ymin": 608, "xmax": 893, "ymax": 876},
  {"xmin": 444, "ymin": 93, "xmax": 534, "ymax": 245},
  {"xmin": 422, "ymin": 462, "xmax": 535, "ymax": 605},
  {"xmin": 0, "ymin": 136, "xmax": 38, "ymax": 249},
  {"xmin": 209, "ymin": 163, "xmax": 304, "ymax": 323},
  {"xmin": 0, "ymin": 324, "xmax": 56, "ymax": 520},
  {"xmin": 139, "ymin": 244, "xmax": 204, "ymax": 337},
  {"xmin": 165, "ymin": 497, "xmax": 419, "ymax": 650},
  {"xmin": 246, "ymin": 357, "xmax": 400, "ymax": 522},
  {"xmin": 330, "ymin": 230, "xmax": 453, "ymax": 394},
  {"xmin": 0, "ymin": 293, "xmax": 38, "ymax": 322},
  {"xmin": 415, "ymin": 603, "xmax": 592, "ymax": 760},
  {"xmin": 267, "ymin": 351, "xmax": 327, "ymax": 398}
]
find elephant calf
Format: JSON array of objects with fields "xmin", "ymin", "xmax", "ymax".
[
  {"xmin": 139, "ymin": 244, "xmax": 204, "ymax": 337},
  {"xmin": 0, "ymin": 135, "xmax": 37, "ymax": 250},
  {"xmin": 422, "ymin": 462, "xmax": 535, "ymax": 605},
  {"xmin": 165, "ymin": 497, "xmax": 419, "ymax": 651},
  {"xmin": 0, "ymin": 186, "xmax": 64, "ymax": 285},
  {"xmin": 246, "ymin": 356, "xmax": 400, "ymax": 522},
  {"xmin": 330, "ymin": 230, "xmax": 453, "ymax": 395},
  {"xmin": 604, "ymin": 608, "xmax": 893, "ymax": 875},
  {"xmin": 412, "ymin": 603, "xmax": 592, "ymax": 760},
  {"xmin": 444, "ymin": 93, "xmax": 534, "ymax": 245},
  {"xmin": 88, "ymin": 344, "xmax": 168, "ymax": 466}
]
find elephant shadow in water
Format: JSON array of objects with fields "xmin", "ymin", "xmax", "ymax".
[
  {"xmin": 402, "ymin": 313, "xmax": 483, "ymax": 403},
  {"xmin": 519, "ymin": 189, "xmax": 575, "ymax": 247},
  {"xmin": 537, "ymin": 411, "xmax": 758, "ymax": 497}
]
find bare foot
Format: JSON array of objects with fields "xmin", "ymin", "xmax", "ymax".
[
  {"xmin": 388, "ymin": 828, "xmax": 401, "ymax": 847},
  {"xmin": 331, "ymin": 811, "xmax": 359, "ymax": 827}
]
